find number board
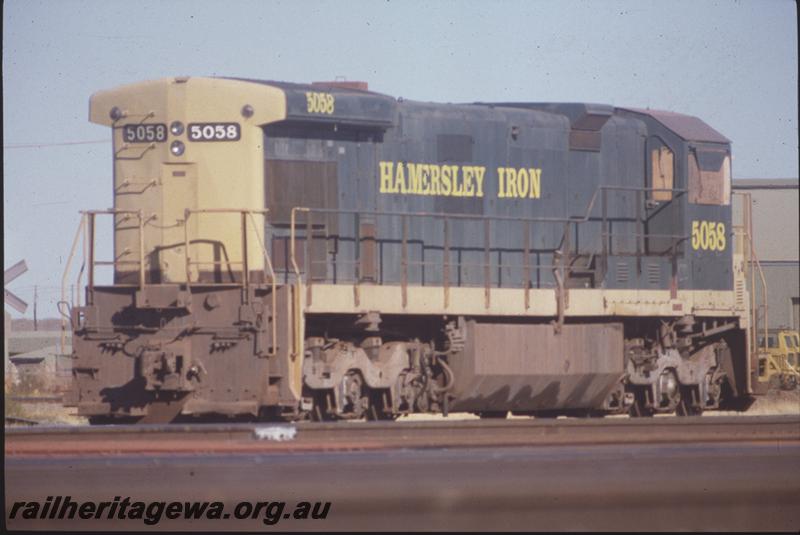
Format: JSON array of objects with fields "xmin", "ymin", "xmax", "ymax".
[
  {"xmin": 691, "ymin": 220, "xmax": 726, "ymax": 251},
  {"xmin": 305, "ymin": 91, "xmax": 335, "ymax": 115},
  {"xmin": 122, "ymin": 124, "xmax": 167, "ymax": 143},
  {"xmin": 188, "ymin": 123, "xmax": 241, "ymax": 142}
]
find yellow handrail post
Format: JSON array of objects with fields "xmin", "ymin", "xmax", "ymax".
[{"xmin": 60, "ymin": 215, "xmax": 86, "ymax": 354}]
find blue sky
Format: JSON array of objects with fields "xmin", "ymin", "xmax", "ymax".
[{"xmin": 3, "ymin": 0, "xmax": 798, "ymax": 318}]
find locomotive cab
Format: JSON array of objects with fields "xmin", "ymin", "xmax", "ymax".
[{"xmin": 65, "ymin": 78, "xmax": 300, "ymax": 422}]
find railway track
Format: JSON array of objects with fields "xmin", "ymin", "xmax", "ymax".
[
  {"xmin": 6, "ymin": 416, "xmax": 799, "ymax": 531},
  {"xmin": 6, "ymin": 414, "xmax": 799, "ymax": 456}
]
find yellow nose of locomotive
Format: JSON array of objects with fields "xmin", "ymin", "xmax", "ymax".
[{"xmin": 89, "ymin": 77, "xmax": 286, "ymax": 284}]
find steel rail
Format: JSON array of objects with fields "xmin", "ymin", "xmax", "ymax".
[{"xmin": 6, "ymin": 415, "xmax": 799, "ymax": 456}]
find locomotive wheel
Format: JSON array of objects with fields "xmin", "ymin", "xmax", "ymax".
[
  {"xmin": 367, "ymin": 389, "xmax": 397, "ymax": 421},
  {"xmin": 341, "ymin": 371, "xmax": 370, "ymax": 419},
  {"xmin": 676, "ymin": 399, "xmax": 703, "ymax": 416},
  {"xmin": 629, "ymin": 388, "xmax": 655, "ymax": 418},
  {"xmin": 676, "ymin": 386, "xmax": 703, "ymax": 417},
  {"xmin": 629, "ymin": 400, "xmax": 654, "ymax": 418},
  {"xmin": 311, "ymin": 391, "xmax": 336, "ymax": 422},
  {"xmin": 656, "ymin": 369, "xmax": 681, "ymax": 412}
]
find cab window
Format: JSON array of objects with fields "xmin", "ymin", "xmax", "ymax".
[
  {"xmin": 784, "ymin": 335, "xmax": 796, "ymax": 348},
  {"xmin": 650, "ymin": 144, "xmax": 674, "ymax": 202},
  {"xmin": 688, "ymin": 149, "xmax": 730, "ymax": 205}
]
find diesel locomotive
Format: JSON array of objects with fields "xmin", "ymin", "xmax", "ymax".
[{"xmin": 63, "ymin": 76, "xmax": 755, "ymax": 423}]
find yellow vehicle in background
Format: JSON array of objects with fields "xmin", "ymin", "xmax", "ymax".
[
  {"xmin": 786, "ymin": 331, "xmax": 800, "ymax": 373},
  {"xmin": 756, "ymin": 330, "xmax": 800, "ymax": 390}
]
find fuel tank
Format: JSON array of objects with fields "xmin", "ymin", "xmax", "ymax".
[{"xmin": 448, "ymin": 321, "xmax": 624, "ymax": 412}]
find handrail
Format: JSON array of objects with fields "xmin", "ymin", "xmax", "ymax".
[
  {"xmin": 60, "ymin": 215, "xmax": 86, "ymax": 354},
  {"xmin": 288, "ymin": 208, "xmax": 310, "ymax": 360},
  {"xmin": 64, "ymin": 208, "xmax": 277, "ymax": 356},
  {"xmin": 248, "ymin": 211, "xmax": 278, "ymax": 358},
  {"xmin": 60, "ymin": 209, "xmax": 145, "ymax": 353},
  {"xmin": 738, "ymin": 192, "xmax": 768, "ymax": 358},
  {"xmin": 61, "ymin": 209, "xmax": 147, "ymax": 304},
  {"xmin": 732, "ymin": 191, "xmax": 769, "ymax": 382},
  {"xmin": 80, "ymin": 209, "xmax": 146, "ymax": 293},
  {"xmin": 282, "ymin": 186, "xmax": 684, "ymax": 225},
  {"xmin": 289, "ymin": 207, "xmax": 310, "ymax": 281},
  {"xmin": 287, "ymin": 184, "xmax": 688, "ymax": 299},
  {"xmin": 183, "ymin": 208, "xmax": 275, "ymax": 356},
  {"xmin": 750, "ymin": 246, "xmax": 769, "ymax": 358},
  {"xmin": 183, "ymin": 208, "xmax": 270, "ymax": 285}
]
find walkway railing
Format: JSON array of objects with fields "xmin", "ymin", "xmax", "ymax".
[
  {"xmin": 733, "ymin": 191, "xmax": 769, "ymax": 361},
  {"xmin": 287, "ymin": 186, "xmax": 687, "ymax": 311},
  {"xmin": 60, "ymin": 208, "xmax": 277, "ymax": 356}
]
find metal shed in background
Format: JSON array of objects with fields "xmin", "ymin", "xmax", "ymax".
[{"xmin": 733, "ymin": 179, "xmax": 800, "ymax": 331}]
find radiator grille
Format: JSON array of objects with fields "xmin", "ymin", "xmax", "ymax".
[
  {"xmin": 735, "ymin": 278, "xmax": 745, "ymax": 307},
  {"xmin": 616, "ymin": 261, "xmax": 629, "ymax": 283},
  {"xmin": 647, "ymin": 263, "xmax": 661, "ymax": 285}
]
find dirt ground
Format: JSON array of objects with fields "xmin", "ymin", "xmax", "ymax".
[
  {"xmin": 5, "ymin": 375, "xmax": 87, "ymax": 426},
  {"xmin": 6, "ymin": 400, "xmax": 87, "ymax": 426},
  {"xmin": 724, "ymin": 388, "xmax": 800, "ymax": 416}
]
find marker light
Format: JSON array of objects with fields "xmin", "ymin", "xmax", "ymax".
[
  {"xmin": 241, "ymin": 104, "xmax": 254, "ymax": 118},
  {"xmin": 170, "ymin": 141, "xmax": 185, "ymax": 156},
  {"xmin": 170, "ymin": 121, "xmax": 184, "ymax": 135},
  {"xmin": 109, "ymin": 106, "xmax": 124, "ymax": 121}
]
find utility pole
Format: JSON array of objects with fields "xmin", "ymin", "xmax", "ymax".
[{"xmin": 33, "ymin": 285, "xmax": 38, "ymax": 331}]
